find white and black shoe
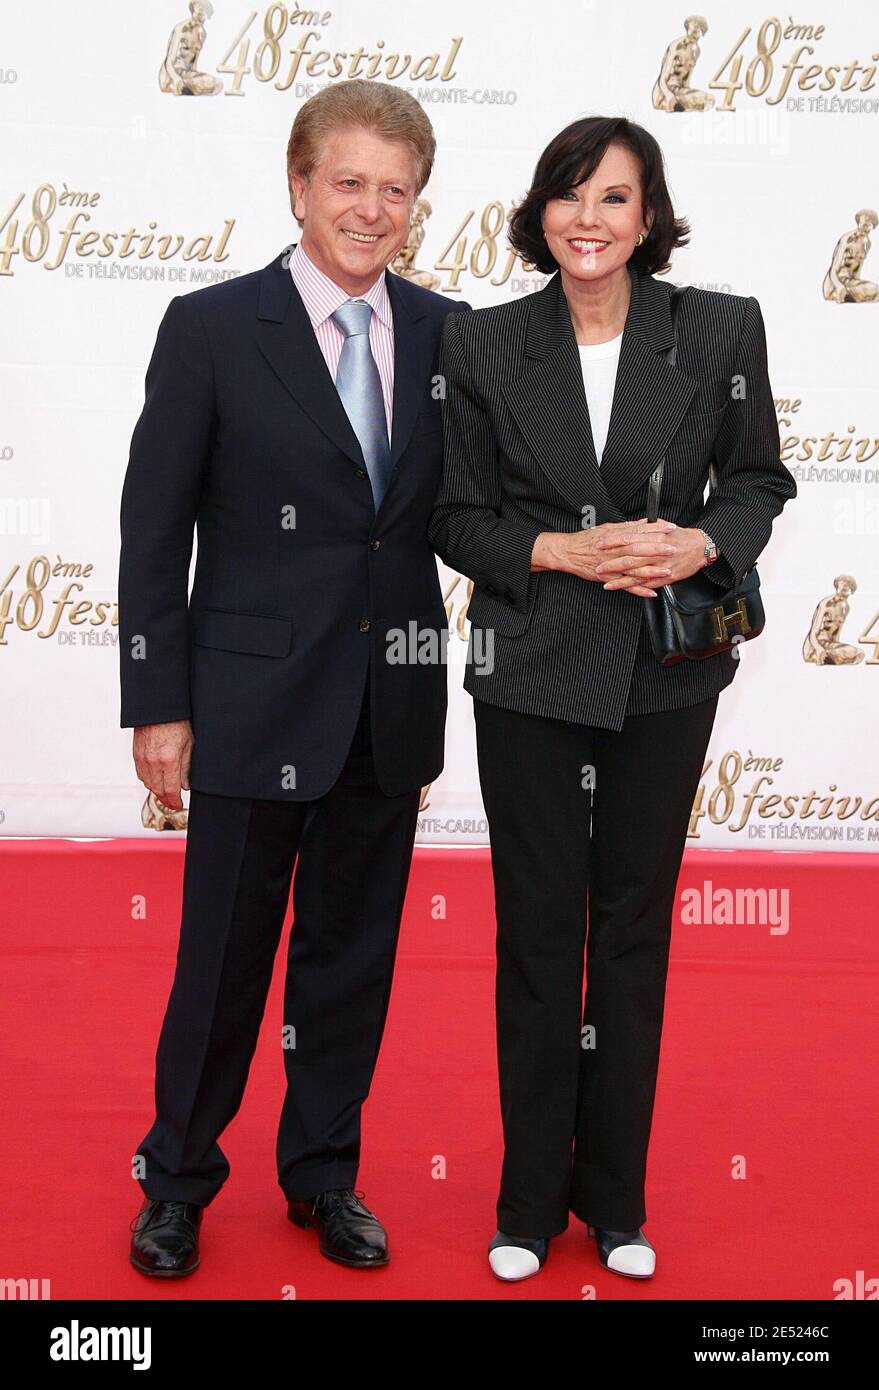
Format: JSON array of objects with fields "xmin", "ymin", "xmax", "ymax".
[
  {"xmin": 587, "ymin": 1224, "xmax": 655, "ymax": 1278},
  {"xmin": 488, "ymin": 1229, "xmax": 550, "ymax": 1281}
]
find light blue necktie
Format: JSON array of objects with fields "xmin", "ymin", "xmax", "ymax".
[{"xmin": 331, "ymin": 300, "xmax": 392, "ymax": 510}]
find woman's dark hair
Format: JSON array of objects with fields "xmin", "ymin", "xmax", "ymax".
[{"xmin": 508, "ymin": 116, "xmax": 689, "ymax": 276}]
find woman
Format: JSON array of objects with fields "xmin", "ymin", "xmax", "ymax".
[{"xmin": 428, "ymin": 116, "xmax": 796, "ymax": 1281}]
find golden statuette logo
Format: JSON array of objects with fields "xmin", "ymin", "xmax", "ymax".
[
  {"xmin": 159, "ymin": 0, "xmax": 223, "ymax": 96},
  {"xmin": 803, "ymin": 575, "xmax": 865, "ymax": 665},
  {"xmin": 142, "ymin": 791, "xmax": 189, "ymax": 832},
  {"xmin": 652, "ymin": 15, "xmax": 715, "ymax": 111},
  {"xmin": 822, "ymin": 209, "xmax": 878, "ymax": 303},
  {"xmin": 390, "ymin": 200, "xmax": 440, "ymax": 290},
  {"xmin": 441, "ymin": 572, "xmax": 475, "ymax": 643}
]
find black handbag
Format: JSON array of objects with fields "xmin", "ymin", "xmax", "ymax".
[{"xmin": 641, "ymin": 286, "xmax": 765, "ymax": 666}]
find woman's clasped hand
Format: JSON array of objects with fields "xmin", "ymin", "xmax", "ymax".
[{"xmin": 531, "ymin": 518, "xmax": 710, "ymax": 597}]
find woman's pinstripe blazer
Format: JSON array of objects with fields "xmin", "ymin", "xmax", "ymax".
[{"xmin": 427, "ymin": 263, "xmax": 797, "ymax": 730}]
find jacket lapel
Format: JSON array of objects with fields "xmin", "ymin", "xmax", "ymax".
[
  {"xmin": 501, "ymin": 264, "xmax": 698, "ymax": 518},
  {"xmin": 255, "ymin": 247, "xmax": 432, "ymax": 491},
  {"xmin": 597, "ymin": 264, "xmax": 698, "ymax": 508},
  {"xmin": 384, "ymin": 268, "xmax": 432, "ymax": 468},
  {"xmin": 255, "ymin": 247, "xmax": 365, "ymax": 467}
]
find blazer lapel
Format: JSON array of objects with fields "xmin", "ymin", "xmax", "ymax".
[
  {"xmin": 255, "ymin": 246, "xmax": 366, "ymax": 468},
  {"xmin": 501, "ymin": 271, "xmax": 614, "ymax": 520},
  {"xmin": 254, "ymin": 248, "xmax": 433, "ymax": 498},
  {"xmin": 597, "ymin": 264, "xmax": 698, "ymax": 508},
  {"xmin": 501, "ymin": 264, "xmax": 698, "ymax": 519},
  {"xmin": 384, "ymin": 268, "xmax": 432, "ymax": 469}
]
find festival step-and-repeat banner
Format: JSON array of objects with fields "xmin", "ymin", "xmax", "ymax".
[{"xmin": 1, "ymin": 2, "xmax": 877, "ymax": 848}]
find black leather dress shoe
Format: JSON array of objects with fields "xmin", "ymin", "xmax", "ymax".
[
  {"xmin": 287, "ymin": 1188, "xmax": 389, "ymax": 1267},
  {"xmin": 129, "ymin": 1198, "xmax": 203, "ymax": 1277}
]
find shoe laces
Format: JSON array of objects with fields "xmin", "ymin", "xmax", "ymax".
[
  {"xmin": 129, "ymin": 1199, "xmax": 200, "ymax": 1235},
  {"xmin": 321, "ymin": 1188, "xmax": 374, "ymax": 1218}
]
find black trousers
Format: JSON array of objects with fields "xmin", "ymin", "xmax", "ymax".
[
  {"xmin": 135, "ymin": 663, "xmax": 421, "ymax": 1206},
  {"xmin": 472, "ymin": 692, "xmax": 719, "ymax": 1237}
]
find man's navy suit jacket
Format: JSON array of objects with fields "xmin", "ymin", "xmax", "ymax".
[{"xmin": 119, "ymin": 244, "xmax": 470, "ymax": 800}]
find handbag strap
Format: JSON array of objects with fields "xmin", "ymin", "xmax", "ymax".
[{"xmin": 645, "ymin": 285, "xmax": 718, "ymax": 522}]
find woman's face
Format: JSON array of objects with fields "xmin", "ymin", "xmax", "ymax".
[{"xmin": 541, "ymin": 143, "xmax": 650, "ymax": 286}]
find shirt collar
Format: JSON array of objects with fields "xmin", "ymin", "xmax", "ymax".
[{"xmin": 289, "ymin": 241, "xmax": 393, "ymax": 332}]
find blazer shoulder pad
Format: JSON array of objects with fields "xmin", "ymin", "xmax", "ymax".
[
  {"xmin": 169, "ymin": 263, "xmax": 263, "ymax": 318},
  {"xmin": 389, "ymin": 271, "xmax": 460, "ymax": 320},
  {"xmin": 679, "ymin": 281, "xmax": 752, "ymax": 317},
  {"xmin": 449, "ymin": 294, "xmax": 528, "ymax": 342},
  {"xmin": 676, "ymin": 282, "xmax": 754, "ymax": 343}
]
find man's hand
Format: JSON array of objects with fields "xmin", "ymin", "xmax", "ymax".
[{"xmin": 132, "ymin": 720, "xmax": 194, "ymax": 812}]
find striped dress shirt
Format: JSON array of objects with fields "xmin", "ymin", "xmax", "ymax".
[{"xmin": 288, "ymin": 241, "xmax": 394, "ymax": 438}]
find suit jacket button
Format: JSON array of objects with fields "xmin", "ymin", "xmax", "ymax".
[
  {"xmin": 485, "ymin": 584, "xmax": 497, "ymax": 595},
  {"xmin": 355, "ymin": 467, "xmax": 367, "ymax": 478},
  {"xmin": 359, "ymin": 618, "xmax": 371, "ymax": 632},
  {"xmin": 370, "ymin": 539, "xmax": 381, "ymax": 550}
]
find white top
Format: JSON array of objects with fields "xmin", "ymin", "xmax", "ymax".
[{"xmin": 578, "ymin": 331, "xmax": 623, "ymax": 466}]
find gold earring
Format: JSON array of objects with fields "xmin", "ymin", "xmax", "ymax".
[{"xmin": 635, "ymin": 232, "xmax": 645, "ymax": 247}]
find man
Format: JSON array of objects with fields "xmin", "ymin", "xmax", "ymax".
[{"xmin": 120, "ymin": 79, "xmax": 468, "ymax": 1276}]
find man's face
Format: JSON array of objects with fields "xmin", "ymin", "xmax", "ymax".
[{"xmin": 291, "ymin": 126, "xmax": 419, "ymax": 296}]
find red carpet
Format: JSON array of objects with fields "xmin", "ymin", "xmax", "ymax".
[{"xmin": 1, "ymin": 842, "xmax": 876, "ymax": 1300}]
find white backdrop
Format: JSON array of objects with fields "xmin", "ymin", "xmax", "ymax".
[{"xmin": 1, "ymin": 1, "xmax": 877, "ymax": 849}]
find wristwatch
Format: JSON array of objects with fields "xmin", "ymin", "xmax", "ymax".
[{"xmin": 698, "ymin": 529, "xmax": 718, "ymax": 564}]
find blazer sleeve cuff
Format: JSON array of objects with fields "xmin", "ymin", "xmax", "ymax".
[
  {"xmin": 694, "ymin": 499, "xmax": 768, "ymax": 588},
  {"xmin": 472, "ymin": 521, "xmax": 545, "ymax": 612},
  {"xmin": 120, "ymin": 703, "xmax": 191, "ymax": 730}
]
